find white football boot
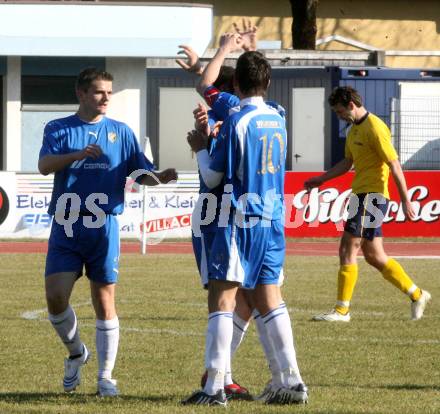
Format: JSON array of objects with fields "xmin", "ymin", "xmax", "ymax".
[
  {"xmin": 63, "ymin": 344, "xmax": 90, "ymax": 392},
  {"xmin": 97, "ymin": 378, "xmax": 119, "ymax": 397},
  {"xmin": 411, "ymin": 290, "xmax": 431, "ymax": 320},
  {"xmin": 312, "ymin": 309, "xmax": 351, "ymax": 322}
]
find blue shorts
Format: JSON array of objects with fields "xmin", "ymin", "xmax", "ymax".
[
  {"xmin": 45, "ymin": 214, "xmax": 120, "ymax": 284},
  {"xmin": 208, "ymin": 216, "xmax": 285, "ymax": 289},
  {"xmin": 192, "ymin": 230, "xmax": 215, "ymax": 288},
  {"xmin": 344, "ymin": 193, "xmax": 389, "ymax": 241}
]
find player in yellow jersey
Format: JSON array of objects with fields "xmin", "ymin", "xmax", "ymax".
[{"xmin": 304, "ymin": 86, "xmax": 431, "ymax": 322}]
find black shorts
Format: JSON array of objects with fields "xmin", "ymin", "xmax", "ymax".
[{"xmin": 344, "ymin": 193, "xmax": 389, "ymax": 240}]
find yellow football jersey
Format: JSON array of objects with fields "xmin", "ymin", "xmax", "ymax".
[{"xmin": 344, "ymin": 113, "xmax": 398, "ymax": 198}]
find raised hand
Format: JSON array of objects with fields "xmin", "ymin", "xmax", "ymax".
[
  {"xmin": 219, "ymin": 32, "xmax": 244, "ymax": 54},
  {"xmin": 233, "ymin": 19, "xmax": 258, "ymax": 51},
  {"xmin": 176, "ymin": 45, "xmax": 203, "ymax": 75},
  {"xmin": 193, "ymin": 103, "xmax": 210, "ymax": 136}
]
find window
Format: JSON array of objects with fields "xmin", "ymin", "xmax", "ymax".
[{"xmin": 22, "ymin": 76, "xmax": 77, "ymax": 105}]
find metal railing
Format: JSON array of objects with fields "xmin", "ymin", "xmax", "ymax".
[{"xmin": 390, "ymin": 97, "xmax": 440, "ymax": 170}]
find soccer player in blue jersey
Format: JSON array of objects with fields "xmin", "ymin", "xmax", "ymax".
[
  {"xmin": 38, "ymin": 68, "xmax": 177, "ymax": 397},
  {"xmin": 182, "ymin": 44, "xmax": 307, "ymax": 406},
  {"xmin": 179, "ymin": 33, "xmax": 293, "ymax": 403},
  {"xmin": 190, "ymin": 33, "xmax": 292, "ymax": 403},
  {"xmin": 191, "ymin": 100, "xmax": 255, "ymax": 401}
]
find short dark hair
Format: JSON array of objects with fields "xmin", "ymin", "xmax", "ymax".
[
  {"xmin": 328, "ymin": 86, "xmax": 363, "ymax": 108},
  {"xmin": 213, "ymin": 66, "xmax": 235, "ymax": 94},
  {"xmin": 235, "ymin": 51, "xmax": 271, "ymax": 96},
  {"xmin": 76, "ymin": 67, "xmax": 113, "ymax": 92}
]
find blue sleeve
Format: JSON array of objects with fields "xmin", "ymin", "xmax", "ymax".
[
  {"xmin": 266, "ymin": 101, "xmax": 286, "ymax": 119},
  {"xmin": 125, "ymin": 129, "xmax": 154, "ymax": 180},
  {"xmin": 39, "ymin": 122, "xmax": 62, "ymax": 159},
  {"xmin": 207, "ymin": 110, "xmax": 218, "ymax": 130},
  {"xmin": 211, "ymin": 92, "xmax": 240, "ymax": 121},
  {"xmin": 209, "ymin": 118, "xmax": 237, "ymax": 180}
]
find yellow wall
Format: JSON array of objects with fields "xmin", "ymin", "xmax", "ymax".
[{"xmin": 111, "ymin": 0, "xmax": 440, "ymax": 67}]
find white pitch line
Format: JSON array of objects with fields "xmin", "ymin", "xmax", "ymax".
[
  {"xmin": 20, "ymin": 303, "xmax": 387, "ymax": 322},
  {"xmin": 390, "ymin": 256, "xmax": 440, "ymax": 259},
  {"xmin": 21, "ymin": 301, "xmax": 92, "ymax": 320},
  {"xmin": 286, "ymin": 255, "xmax": 440, "ymax": 259},
  {"xmin": 21, "ymin": 303, "xmax": 438, "ymax": 344},
  {"xmin": 288, "ymin": 307, "xmax": 385, "ymax": 317}
]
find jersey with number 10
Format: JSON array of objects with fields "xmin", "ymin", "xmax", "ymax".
[{"xmin": 210, "ymin": 96, "xmax": 287, "ymax": 221}]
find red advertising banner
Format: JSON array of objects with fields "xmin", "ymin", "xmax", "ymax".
[{"xmin": 284, "ymin": 171, "xmax": 440, "ymax": 237}]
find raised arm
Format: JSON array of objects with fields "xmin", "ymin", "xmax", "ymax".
[
  {"xmin": 304, "ymin": 157, "xmax": 353, "ymax": 191},
  {"xmin": 175, "ymin": 45, "xmax": 204, "ymax": 75},
  {"xmin": 233, "ymin": 19, "xmax": 258, "ymax": 52},
  {"xmin": 186, "ymin": 129, "xmax": 223, "ymax": 189},
  {"xmin": 196, "ymin": 33, "xmax": 243, "ymax": 96}
]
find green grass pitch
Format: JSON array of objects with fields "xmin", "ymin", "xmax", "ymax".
[{"xmin": 0, "ymin": 252, "xmax": 439, "ymax": 413}]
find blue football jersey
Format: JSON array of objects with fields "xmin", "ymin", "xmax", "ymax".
[
  {"xmin": 205, "ymin": 87, "xmax": 285, "ymax": 123},
  {"xmin": 210, "ymin": 97, "xmax": 287, "ymax": 221},
  {"xmin": 196, "ymin": 113, "xmax": 224, "ymax": 233},
  {"xmin": 211, "ymin": 91, "xmax": 240, "ymax": 121},
  {"xmin": 39, "ymin": 114, "xmax": 154, "ymax": 215}
]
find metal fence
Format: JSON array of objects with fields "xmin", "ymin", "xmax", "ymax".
[{"xmin": 391, "ymin": 97, "xmax": 440, "ymax": 170}]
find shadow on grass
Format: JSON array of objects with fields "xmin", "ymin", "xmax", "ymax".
[
  {"xmin": 0, "ymin": 392, "xmax": 179, "ymax": 404},
  {"xmin": 380, "ymin": 384, "xmax": 440, "ymax": 391},
  {"xmin": 314, "ymin": 383, "xmax": 440, "ymax": 391}
]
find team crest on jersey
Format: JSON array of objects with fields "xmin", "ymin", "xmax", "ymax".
[{"xmin": 108, "ymin": 132, "xmax": 117, "ymax": 143}]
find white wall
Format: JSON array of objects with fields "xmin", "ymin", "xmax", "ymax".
[
  {"xmin": 3, "ymin": 56, "xmax": 21, "ymax": 171},
  {"xmin": 159, "ymin": 87, "xmax": 201, "ymax": 170},
  {"xmin": 105, "ymin": 58, "xmax": 147, "ymax": 143}
]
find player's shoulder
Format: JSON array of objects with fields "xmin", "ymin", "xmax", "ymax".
[
  {"xmin": 265, "ymin": 101, "xmax": 286, "ymax": 118},
  {"xmin": 227, "ymin": 107, "xmax": 250, "ymax": 125},
  {"xmin": 366, "ymin": 112, "xmax": 387, "ymax": 127},
  {"xmin": 365, "ymin": 113, "xmax": 390, "ymax": 136},
  {"xmin": 45, "ymin": 114, "xmax": 78, "ymax": 131},
  {"xmin": 104, "ymin": 116, "xmax": 129, "ymax": 129},
  {"xmin": 104, "ymin": 117, "xmax": 135, "ymax": 137}
]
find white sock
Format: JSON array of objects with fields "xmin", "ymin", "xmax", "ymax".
[
  {"xmin": 224, "ymin": 313, "xmax": 250, "ymax": 386},
  {"xmin": 204, "ymin": 311, "xmax": 233, "ymax": 395},
  {"xmin": 96, "ymin": 316, "xmax": 119, "ymax": 380},
  {"xmin": 253, "ymin": 309, "xmax": 282, "ymax": 388},
  {"xmin": 48, "ymin": 305, "xmax": 83, "ymax": 356},
  {"xmin": 262, "ymin": 303, "xmax": 303, "ymax": 387}
]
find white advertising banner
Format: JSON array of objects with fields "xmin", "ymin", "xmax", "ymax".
[{"xmin": 0, "ymin": 172, "xmax": 199, "ymax": 240}]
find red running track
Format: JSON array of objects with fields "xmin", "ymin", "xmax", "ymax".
[{"xmin": 1, "ymin": 241, "xmax": 440, "ymax": 256}]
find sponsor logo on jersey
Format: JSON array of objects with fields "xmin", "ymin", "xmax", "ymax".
[
  {"xmin": 256, "ymin": 120, "xmax": 281, "ymax": 129},
  {"xmin": 84, "ymin": 163, "xmax": 110, "ymax": 170}
]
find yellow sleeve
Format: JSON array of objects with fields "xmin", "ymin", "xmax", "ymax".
[{"xmin": 369, "ymin": 119, "xmax": 398, "ymax": 163}]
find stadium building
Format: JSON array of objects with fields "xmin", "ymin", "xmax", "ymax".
[{"xmin": 0, "ymin": 0, "xmax": 439, "ymax": 239}]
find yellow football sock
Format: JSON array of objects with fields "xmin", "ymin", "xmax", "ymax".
[
  {"xmin": 381, "ymin": 258, "xmax": 422, "ymax": 301},
  {"xmin": 335, "ymin": 264, "xmax": 358, "ymax": 315}
]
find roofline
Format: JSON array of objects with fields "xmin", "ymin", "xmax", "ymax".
[{"xmin": 0, "ymin": 1, "xmax": 212, "ymax": 8}]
